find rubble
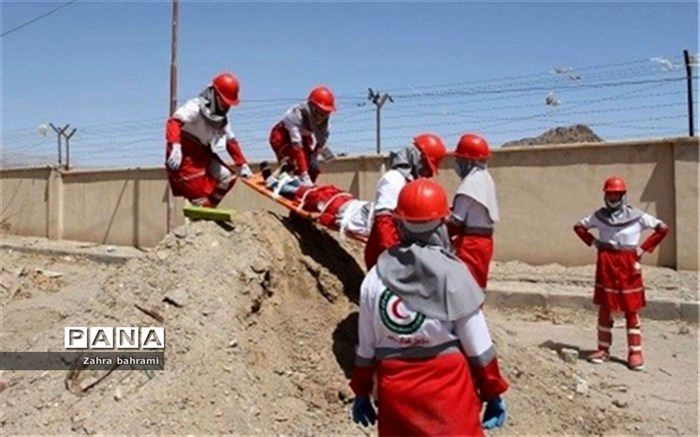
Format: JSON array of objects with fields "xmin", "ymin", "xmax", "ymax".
[{"xmin": 559, "ymin": 347, "xmax": 579, "ymax": 364}]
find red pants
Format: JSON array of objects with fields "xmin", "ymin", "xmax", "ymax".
[
  {"xmin": 376, "ymin": 353, "xmax": 483, "ymax": 436},
  {"xmin": 594, "ymin": 249, "xmax": 645, "ymax": 312},
  {"xmin": 269, "ymin": 122, "xmax": 319, "ymax": 181},
  {"xmin": 596, "ymin": 306, "xmax": 642, "ymax": 353},
  {"xmin": 166, "ymin": 136, "xmax": 236, "ymax": 207},
  {"xmin": 454, "ymin": 234, "xmax": 494, "ymax": 288},
  {"xmin": 293, "ymin": 185, "xmax": 353, "ymax": 228}
]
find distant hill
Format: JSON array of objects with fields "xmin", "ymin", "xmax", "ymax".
[{"xmin": 501, "ymin": 124, "xmax": 604, "ymax": 148}]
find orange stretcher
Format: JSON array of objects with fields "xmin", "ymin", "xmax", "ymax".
[{"xmin": 241, "ymin": 172, "xmax": 368, "ymax": 243}]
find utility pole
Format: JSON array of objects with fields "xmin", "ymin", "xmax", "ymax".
[
  {"xmin": 49, "ymin": 123, "xmax": 69, "ymax": 165},
  {"xmin": 63, "ymin": 128, "xmax": 76, "ymax": 170},
  {"xmin": 683, "ymin": 49, "xmax": 695, "ymax": 137},
  {"xmin": 368, "ymin": 88, "xmax": 393, "ymax": 154},
  {"xmin": 167, "ymin": 0, "xmax": 179, "ymax": 233}
]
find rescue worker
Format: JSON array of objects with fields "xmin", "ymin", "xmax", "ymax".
[
  {"xmin": 165, "ymin": 72, "xmax": 252, "ymax": 207},
  {"xmin": 574, "ymin": 176, "xmax": 669, "ymax": 371},
  {"xmin": 363, "ymin": 134, "xmax": 447, "ymax": 269},
  {"xmin": 350, "ymin": 178, "xmax": 509, "ymax": 435},
  {"xmin": 269, "ymin": 86, "xmax": 336, "ymax": 185},
  {"xmin": 261, "ymin": 162, "xmax": 372, "ymax": 237},
  {"xmin": 449, "ymin": 133, "xmax": 499, "ymax": 288}
]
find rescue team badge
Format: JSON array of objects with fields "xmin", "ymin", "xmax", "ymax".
[{"xmin": 379, "ymin": 289, "xmax": 425, "ymax": 334}]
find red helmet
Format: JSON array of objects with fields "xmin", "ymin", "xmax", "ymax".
[
  {"xmin": 413, "ymin": 133, "xmax": 447, "ymax": 175},
  {"xmin": 454, "ymin": 133, "xmax": 491, "ymax": 160},
  {"xmin": 308, "ymin": 86, "xmax": 336, "ymax": 112},
  {"xmin": 212, "ymin": 72, "xmax": 240, "ymax": 106},
  {"xmin": 394, "ymin": 178, "xmax": 450, "ymax": 222},
  {"xmin": 603, "ymin": 176, "xmax": 627, "ymax": 193}
]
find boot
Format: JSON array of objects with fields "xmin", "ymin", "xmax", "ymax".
[
  {"xmin": 628, "ymin": 350, "xmax": 644, "ymax": 371},
  {"xmin": 588, "ymin": 349, "xmax": 610, "ymax": 364}
]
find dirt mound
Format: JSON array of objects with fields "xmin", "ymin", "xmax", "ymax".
[
  {"xmin": 501, "ymin": 124, "xmax": 604, "ymax": 148},
  {"xmin": 0, "ymin": 212, "xmax": 632, "ymax": 434}
]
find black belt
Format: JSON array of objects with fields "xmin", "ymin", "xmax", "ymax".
[{"xmin": 461, "ymin": 226, "xmax": 494, "ymax": 236}]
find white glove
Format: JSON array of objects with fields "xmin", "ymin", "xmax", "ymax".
[
  {"xmin": 166, "ymin": 143, "xmax": 182, "ymax": 171},
  {"xmin": 240, "ymin": 163, "xmax": 252, "ymax": 178},
  {"xmin": 636, "ymin": 247, "xmax": 645, "ymax": 258},
  {"xmin": 299, "ymin": 172, "xmax": 313, "ymax": 186}
]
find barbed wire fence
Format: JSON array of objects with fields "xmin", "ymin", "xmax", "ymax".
[{"xmin": 1, "ymin": 55, "xmax": 697, "ymax": 169}]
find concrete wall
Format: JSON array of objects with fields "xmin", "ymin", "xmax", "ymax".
[
  {"xmin": 1, "ymin": 137, "xmax": 698, "ymax": 269},
  {"xmin": 0, "ymin": 167, "xmax": 52, "ymax": 238}
]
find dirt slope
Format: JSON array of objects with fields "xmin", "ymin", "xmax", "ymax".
[{"xmin": 0, "ymin": 212, "xmax": 694, "ymax": 435}]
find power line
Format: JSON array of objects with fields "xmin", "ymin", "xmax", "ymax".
[
  {"xmin": 1, "ymin": 0, "xmax": 78, "ymax": 39},
  {"xmin": 392, "ymin": 76, "xmax": 686, "ymax": 99}
]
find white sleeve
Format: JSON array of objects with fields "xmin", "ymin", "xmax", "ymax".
[
  {"xmin": 374, "ymin": 171, "xmax": 405, "ymax": 213},
  {"xmin": 453, "ymin": 310, "xmax": 496, "ymax": 366},
  {"xmin": 173, "ymin": 99, "xmax": 200, "ymax": 124},
  {"xmin": 225, "ymin": 121, "xmax": 235, "ymax": 141},
  {"xmin": 282, "ymin": 108, "xmax": 303, "ymax": 144},
  {"xmin": 356, "ymin": 271, "xmax": 377, "ymax": 362},
  {"xmin": 451, "ymin": 194, "xmax": 475, "ymax": 223},
  {"xmin": 639, "ymin": 213, "xmax": 663, "ymax": 230},
  {"xmin": 577, "ymin": 213, "xmax": 598, "ymax": 229}
]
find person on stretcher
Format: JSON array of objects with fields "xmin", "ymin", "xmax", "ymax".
[{"xmin": 261, "ymin": 162, "xmax": 372, "ymax": 237}]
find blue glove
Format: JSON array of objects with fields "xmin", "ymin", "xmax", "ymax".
[
  {"xmin": 352, "ymin": 397, "xmax": 376, "ymax": 427},
  {"xmin": 482, "ymin": 396, "xmax": 507, "ymax": 429}
]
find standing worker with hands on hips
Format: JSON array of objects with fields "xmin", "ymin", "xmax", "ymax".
[{"xmin": 574, "ymin": 176, "xmax": 669, "ymax": 371}]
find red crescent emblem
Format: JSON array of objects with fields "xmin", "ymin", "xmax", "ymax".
[{"xmin": 391, "ymin": 299, "xmax": 409, "ymax": 320}]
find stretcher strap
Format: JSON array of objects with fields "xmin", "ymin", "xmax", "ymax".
[
  {"xmin": 297, "ymin": 186, "xmax": 323, "ymax": 212},
  {"xmin": 319, "ymin": 192, "xmax": 353, "ymax": 216}
]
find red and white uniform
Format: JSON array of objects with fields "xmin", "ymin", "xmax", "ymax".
[
  {"xmin": 451, "ymin": 167, "xmax": 499, "ymax": 288},
  {"xmin": 574, "ymin": 211, "xmax": 668, "ymax": 312},
  {"xmin": 364, "ymin": 170, "xmax": 407, "ymax": 269},
  {"xmin": 269, "ymin": 102, "xmax": 330, "ymax": 182},
  {"xmin": 350, "ymin": 268, "xmax": 508, "ymax": 436},
  {"xmin": 166, "ymin": 97, "xmax": 247, "ymax": 206},
  {"xmin": 292, "ymin": 185, "xmax": 372, "ymax": 237}
]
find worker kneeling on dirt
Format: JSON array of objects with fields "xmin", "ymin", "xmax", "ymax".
[
  {"xmin": 448, "ymin": 133, "xmax": 499, "ymax": 289},
  {"xmin": 364, "ymin": 133, "xmax": 447, "ymax": 269},
  {"xmin": 269, "ymin": 86, "xmax": 336, "ymax": 186},
  {"xmin": 350, "ymin": 178, "xmax": 509, "ymax": 435},
  {"xmin": 574, "ymin": 176, "xmax": 669, "ymax": 371},
  {"xmin": 261, "ymin": 163, "xmax": 371, "ymax": 237},
  {"xmin": 165, "ymin": 72, "xmax": 253, "ymax": 207}
]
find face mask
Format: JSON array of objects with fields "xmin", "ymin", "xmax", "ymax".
[
  {"xmin": 409, "ymin": 147, "xmax": 426, "ymax": 178},
  {"xmin": 401, "ymin": 219, "xmax": 441, "ymax": 234},
  {"xmin": 604, "ymin": 193, "xmax": 626, "ymax": 210},
  {"xmin": 454, "ymin": 159, "xmax": 475, "ymax": 179},
  {"xmin": 309, "ymin": 104, "xmax": 329, "ymax": 124}
]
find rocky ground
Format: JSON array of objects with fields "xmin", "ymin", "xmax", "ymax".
[
  {"xmin": 0, "ymin": 212, "xmax": 697, "ymax": 435},
  {"xmin": 490, "ymin": 260, "xmax": 698, "ymax": 302}
]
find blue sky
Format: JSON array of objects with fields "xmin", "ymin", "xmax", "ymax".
[{"xmin": 1, "ymin": 1, "xmax": 698, "ymax": 167}]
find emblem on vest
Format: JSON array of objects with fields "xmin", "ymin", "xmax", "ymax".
[{"xmin": 379, "ymin": 289, "xmax": 425, "ymax": 334}]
